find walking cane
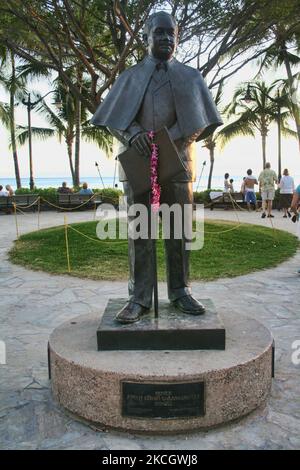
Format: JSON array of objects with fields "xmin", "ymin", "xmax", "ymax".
[
  {"xmin": 95, "ymin": 161, "xmax": 106, "ymax": 188},
  {"xmin": 149, "ymin": 193, "xmax": 159, "ymax": 319},
  {"xmin": 196, "ymin": 160, "xmax": 206, "ymax": 192},
  {"xmin": 113, "ymin": 157, "xmax": 118, "ymax": 188}
]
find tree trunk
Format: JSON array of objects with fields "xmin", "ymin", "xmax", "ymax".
[
  {"xmin": 74, "ymin": 68, "xmax": 82, "ymax": 187},
  {"xmin": 261, "ymin": 132, "xmax": 267, "ymax": 169},
  {"xmin": 281, "ymin": 42, "xmax": 300, "ymax": 150},
  {"xmin": 207, "ymin": 145, "xmax": 215, "ymax": 190},
  {"xmin": 9, "ymin": 52, "xmax": 21, "ymax": 188},
  {"xmin": 66, "ymin": 137, "xmax": 75, "ymax": 186}
]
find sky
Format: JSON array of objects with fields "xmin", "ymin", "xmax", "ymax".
[{"xmin": 1, "ymin": 56, "xmax": 299, "ymax": 188}]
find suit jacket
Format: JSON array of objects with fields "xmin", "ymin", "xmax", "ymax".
[
  {"xmin": 91, "ymin": 56, "xmax": 222, "ymax": 141},
  {"xmin": 91, "ymin": 55, "xmax": 223, "ymax": 182}
]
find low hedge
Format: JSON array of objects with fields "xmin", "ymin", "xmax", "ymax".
[{"xmin": 14, "ymin": 187, "xmax": 283, "ymax": 210}]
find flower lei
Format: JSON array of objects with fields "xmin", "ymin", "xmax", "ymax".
[{"xmin": 148, "ymin": 131, "xmax": 161, "ymax": 212}]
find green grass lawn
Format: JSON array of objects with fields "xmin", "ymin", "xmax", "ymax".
[{"xmin": 9, "ymin": 220, "xmax": 299, "ymax": 281}]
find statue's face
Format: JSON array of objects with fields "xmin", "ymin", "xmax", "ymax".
[{"xmin": 147, "ymin": 15, "xmax": 177, "ymax": 61}]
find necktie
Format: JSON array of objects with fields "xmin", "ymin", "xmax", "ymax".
[{"xmin": 156, "ymin": 62, "xmax": 168, "ymax": 72}]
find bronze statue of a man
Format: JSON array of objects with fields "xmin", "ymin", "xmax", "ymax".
[{"xmin": 91, "ymin": 11, "xmax": 222, "ymax": 324}]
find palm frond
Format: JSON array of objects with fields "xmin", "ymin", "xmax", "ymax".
[
  {"xmin": 16, "ymin": 63, "xmax": 52, "ymax": 82},
  {"xmin": 35, "ymin": 99, "xmax": 66, "ymax": 134},
  {"xmin": 0, "ymin": 101, "xmax": 10, "ymax": 128},
  {"xmin": 217, "ymin": 118, "xmax": 256, "ymax": 150},
  {"xmin": 81, "ymin": 125, "xmax": 113, "ymax": 157},
  {"xmin": 14, "ymin": 126, "xmax": 55, "ymax": 147},
  {"xmin": 281, "ymin": 126, "xmax": 298, "ymax": 139},
  {"xmin": 283, "ymin": 51, "xmax": 300, "ymax": 66}
]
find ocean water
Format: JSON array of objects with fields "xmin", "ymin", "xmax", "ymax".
[
  {"xmin": 0, "ymin": 175, "xmax": 231, "ymax": 191},
  {"xmin": 0, "ymin": 176, "xmax": 119, "ymax": 190},
  {"xmin": 3, "ymin": 174, "xmax": 299, "ymax": 191}
]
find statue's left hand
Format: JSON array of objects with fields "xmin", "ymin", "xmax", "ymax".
[{"xmin": 130, "ymin": 132, "xmax": 152, "ymax": 158}]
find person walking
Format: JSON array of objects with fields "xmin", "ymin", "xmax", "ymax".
[
  {"xmin": 279, "ymin": 168, "xmax": 294, "ymax": 218},
  {"xmin": 258, "ymin": 162, "xmax": 278, "ymax": 218}
]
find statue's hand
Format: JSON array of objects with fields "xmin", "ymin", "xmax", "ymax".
[{"xmin": 130, "ymin": 132, "xmax": 152, "ymax": 158}]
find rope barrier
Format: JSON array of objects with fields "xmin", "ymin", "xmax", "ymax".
[
  {"xmin": 41, "ymin": 194, "xmax": 98, "ymax": 211},
  {"xmin": 11, "ymin": 190, "xmax": 282, "ymax": 267},
  {"xmin": 64, "ymin": 215, "xmax": 71, "ymax": 273},
  {"xmin": 13, "ymin": 203, "xmax": 19, "ymax": 239},
  {"xmin": 15, "ymin": 206, "xmax": 27, "ymax": 215},
  {"xmin": 67, "ymin": 224, "xmax": 128, "ymax": 245},
  {"xmin": 194, "ymin": 196, "xmax": 242, "ymax": 234},
  {"xmin": 192, "ymin": 192, "xmax": 242, "ymax": 235},
  {"xmin": 195, "ymin": 222, "xmax": 242, "ymax": 235},
  {"xmin": 37, "ymin": 198, "xmax": 41, "ymax": 231},
  {"xmin": 11, "ymin": 201, "xmax": 283, "ymax": 278},
  {"xmin": 12, "ymin": 197, "xmax": 41, "ymax": 210},
  {"xmin": 228, "ymin": 194, "xmax": 279, "ymax": 242}
]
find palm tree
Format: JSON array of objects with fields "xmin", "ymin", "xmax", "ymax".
[
  {"xmin": 0, "ymin": 51, "xmax": 26, "ymax": 188},
  {"xmin": 202, "ymin": 82, "xmax": 223, "ymax": 190},
  {"xmin": 218, "ymin": 81, "xmax": 297, "ymax": 169},
  {"xmin": 256, "ymin": 25, "xmax": 300, "ymax": 149},
  {"xmin": 74, "ymin": 67, "xmax": 83, "ymax": 187},
  {"xmin": 15, "ymin": 83, "xmax": 113, "ymax": 186}
]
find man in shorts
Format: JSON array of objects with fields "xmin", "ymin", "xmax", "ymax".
[
  {"xmin": 244, "ymin": 169, "xmax": 258, "ymax": 211},
  {"xmin": 258, "ymin": 162, "xmax": 278, "ymax": 218}
]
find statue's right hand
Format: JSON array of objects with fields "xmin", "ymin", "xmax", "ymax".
[{"xmin": 130, "ymin": 132, "xmax": 152, "ymax": 158}]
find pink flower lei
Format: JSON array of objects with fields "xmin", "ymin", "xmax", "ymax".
[{"xmin": 148, "ymin": 131, "xmax": 161, "ymax": 212}]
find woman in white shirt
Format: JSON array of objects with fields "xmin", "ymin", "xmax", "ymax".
[{"xmin": 279, "ymin": 168, "xmax": 294, "ymax": 217}]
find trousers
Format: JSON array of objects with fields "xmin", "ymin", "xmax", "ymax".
[{"xmin": 124, "ymin": 180, "xmax": 193, "ymax": 308}]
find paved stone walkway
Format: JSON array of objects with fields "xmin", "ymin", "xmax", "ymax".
[{"xmin": 0, "ymin": 208, "xmax": 299, "ymax": 449}]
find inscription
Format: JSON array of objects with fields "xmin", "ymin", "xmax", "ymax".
[{"xmin": 122, "ymin": 382, "xmax": 205, "ymax": 419}]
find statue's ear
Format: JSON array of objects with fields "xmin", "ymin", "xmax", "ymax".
[{"xmin": 142, "ymin": 33, "xmax": 148, "ymax": 45}]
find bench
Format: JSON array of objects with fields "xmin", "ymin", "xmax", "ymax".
[
  {"xmin": 0, "ymin": 195, "xmax": 39, "ymax": 213},
  {"xmin": 57, "ymin": 193, "xmax": 102, "ymax": 210},
  {"xmin": 209, "ymin": 192, "xmax": 248, "ymax": 210}
]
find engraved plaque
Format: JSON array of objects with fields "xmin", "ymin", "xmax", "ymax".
[{"xmin": 122, "ymin": 382, "xmax": 205, "ymax": 419}]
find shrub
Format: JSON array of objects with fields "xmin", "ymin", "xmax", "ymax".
[
  {"xmin": 16, "ymin": 187, "xmax": 58, "ymax": 205},
  {"xmin": 94, "ymin": 188, "xmax": 123, "ymax": 206}
]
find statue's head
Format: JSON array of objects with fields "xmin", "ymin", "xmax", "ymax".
[{"xmin": 143, "ymin": 11, "xmax": 178, "ymax": 61}]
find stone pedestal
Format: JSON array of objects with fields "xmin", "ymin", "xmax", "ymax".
[{"xmin": 48, "ymin": 301, "xmax": 273, "ymax": 433}]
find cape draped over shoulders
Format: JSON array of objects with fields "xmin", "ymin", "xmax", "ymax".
[{"xmin": 91, "ymin": 57, "xmax": 223, "ymax": 141}]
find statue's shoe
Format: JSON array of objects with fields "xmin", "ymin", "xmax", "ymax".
[
  {"xmin": 172, "ymin": 295, "xmax": 206, "ymax": 315},
  {"xmin": 115, "ymin": 302, "xmax": 150, "ymax": 324}
]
